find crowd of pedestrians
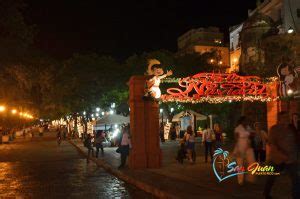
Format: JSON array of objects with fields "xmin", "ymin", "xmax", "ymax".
[
  {"xmin": 83, "ymin": 125, "xmax": 132, "ymax": 168},
  {"xmin": 172, "ymin": 111, "xmax": 299, "ymax": 198}
]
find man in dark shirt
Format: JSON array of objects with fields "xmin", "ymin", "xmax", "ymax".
[{"xmin": 264, "ymin": 111, "xmax": 299, "ymax": 199}]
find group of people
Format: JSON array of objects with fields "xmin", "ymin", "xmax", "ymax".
[
  {"xmin": 83, "ymin": 130, "xmax": 106, "ymax": 162},
  {"xmin": 83, "ymin": 125, "xmax": 132, "ymax": 169},
  {"xmin": 176, "ymin": 124, "xmax": 224, "ymax": 164},
  {"xmin": 233, "ymin": 113, "xmax": 299, "ymax": 199}
]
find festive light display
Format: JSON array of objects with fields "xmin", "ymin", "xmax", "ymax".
[{"xmin": 161, "ymin": 73, "xmax": 278, "ymax": 104}]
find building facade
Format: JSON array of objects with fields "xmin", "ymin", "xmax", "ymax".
[
  {"xmin": 229, "ymin": 0, "xmax": 300, "ymax": 72},
  {"xmin": 177, "ymin": 27, "xmax": 230, "ymax": 69}
]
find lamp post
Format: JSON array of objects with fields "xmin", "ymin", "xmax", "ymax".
[{"xmin": 160, "ymin": 108, "xmax": 163, "ymax": 124}]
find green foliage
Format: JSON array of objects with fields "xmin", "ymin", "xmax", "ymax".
[{"xmin": 174, "ymin": 51, "xmax": 220, "ymax": 77}]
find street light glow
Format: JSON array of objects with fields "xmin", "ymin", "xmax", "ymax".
[
  {"xmin": 101, "ymin": 111, "xmax": 105, "ymax": 116},
  {"xmin": 95, "ymin": 113, "xmax": 99, "ymax": 117},
  {"xmin": 83, "ymin": 111, "xmax": 86, "ymax": 115},
  {"xmin": 109, "ymin": 110, "xmax": 114, "ymax": 114},
  {"xmin": 160, "ymin": 108, "xmax": 163, "ymax": 113},
  {"xmin": 96, "ymin": 107, "xmax": 100, "ymax": 112},
  {"xmin": 170, "ymin": 108, "xmax": 174, "ymax": 113},
  {"xmin": 11, "ymin": 109, "xmax": 17, "ymax": 114},
  {"xmin": 288, "ymin": 27, "xmax": 294, "ymax": 34},
  {"xmin": 0, "ymin": 106, "xmax": 6, "ymax": 112},
  {"xmin": 287, "ymin": 89, "xmax": 293, "ymax": 95}
]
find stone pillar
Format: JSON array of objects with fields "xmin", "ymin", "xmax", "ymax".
[
  {"xmin": 266, "ymin": 81, "xmax": 279, "ymax": 159},
  {"xmin": 266, "ymin": 82, "xmax": 279, "ymax": 132},
  {"xmin": 128, "ymin": 76, "xmax": 161, "ymax": 169}
]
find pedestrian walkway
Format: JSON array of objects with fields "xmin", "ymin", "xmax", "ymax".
[
  {"xmin": 0, "ymin": 135, "xmax": 150, "ymax": 198},
  {"xmin": 70, "ymin": 139, "xmax": 295, "ymax": 199}
]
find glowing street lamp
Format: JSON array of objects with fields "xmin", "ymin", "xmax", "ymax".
[
  {"xmin": 0, "ymin": 106, "xmax": 6, "ymax": 112},
  {"xmin": 101, "ymin": 112, "xmax": 105, "ymax": 116},
  {"xmin": 11, "ymin": 109, "xmax": 17, "ymax": 114},
  {"xmin": 287, "ymin": 89, "xmax": 293, "ymax": 95},
  {"xmin": 111, "ymin": 103, "xmax": 116, "ymax": 108},
  {"xmin": 160, "ymin": 108, "xmax": 163, "ymax": 124},
  {"xmin": 288, "ymin": 27, "xmax": 294, "ymax": 34},
  {"xmin": 96, "ymin": 107, "xmax": 100, "ymax": 112},
  {"xmin": 95, "ymin": 113, "xmax": 99, "ymax": 117},
  {"xmin": 170, "ymin": 108, "xmax": 174, "ymax": 113},
  {"xmin": 109, "ymin": 110, "xmax": 114, "ymax": 115},
  {"xmin": 83, "ymin": 111, "xmax": 86, "ymax": 115}
]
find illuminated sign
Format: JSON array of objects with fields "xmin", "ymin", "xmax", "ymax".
[{"xmin": 161, "ymin": 73, "xmax": 276, "ymax": 103}]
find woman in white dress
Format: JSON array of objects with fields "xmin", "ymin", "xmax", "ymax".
[{"xmin": 233, "ymin": 116, "xmax": 255, "ymax": 185}]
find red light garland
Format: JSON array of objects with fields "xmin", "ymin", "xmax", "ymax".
[{"xmin": 161, "ymin": 73, "xmax": 278, "ymax": 104}]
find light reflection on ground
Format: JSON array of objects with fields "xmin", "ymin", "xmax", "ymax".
[{"xmin": 0, "ymin": 136, "xmax": 153, "ymax": 198}]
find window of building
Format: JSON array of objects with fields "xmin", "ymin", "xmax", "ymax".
[{"xmin": 297, "ymin": 9, "xmax": 300, "ymax": 18}]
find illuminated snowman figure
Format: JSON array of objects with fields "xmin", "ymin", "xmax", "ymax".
[{"xmin": 144, "ymin": 59, "xmax": 172, "ymax": 99}]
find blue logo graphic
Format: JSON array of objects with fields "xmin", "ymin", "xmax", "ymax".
[{"xmin": 212, "ymin": 148, "xmax": 247, "ymax": 182}]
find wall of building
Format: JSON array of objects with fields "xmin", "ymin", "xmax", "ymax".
[
  {"xmin": 230, "ymin": 24, "xmax": 243, "ymax": 51},
  {"xmin": 229, "ymin": 0, "xmax": 300, "ymax": 73},
  {"xmin": 229, "ymin": 48, "xmax": 241, "ymax": 72},
  {"xmin": 282, "ymin": 0, "xmax": 300, "ymax": 33},
  {"xmin": 178, "ymin": 27, "xmax": 224, "ymax": 51}
]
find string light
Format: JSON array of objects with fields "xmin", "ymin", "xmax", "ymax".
[
  {"xmin": 160, "ymin": 73, "xmax": 279, "ymax": 103},
  {"xmin": 160, "ymin": 95, "xmax": 278, "ymax": 104}
]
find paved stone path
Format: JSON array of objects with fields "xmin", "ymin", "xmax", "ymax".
[
  {"xmin": 72, "ymin": 138, "xmax": 296, "ymax": 199},
  {"xmin": 0, "ymin": 132, "xmax": 152, "ymax": 198}
]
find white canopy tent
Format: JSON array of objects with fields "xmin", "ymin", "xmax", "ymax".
[
  {"xmin": 95, "ymin": 114, "xmax": 129, "ymax": 125},
  {"xmin": 172, "ymin": 110, "xmax": 207, "ymax": 122},
  {"xmin": 93, "ymin": 114, "xmax": 130, "ymax": 130}
]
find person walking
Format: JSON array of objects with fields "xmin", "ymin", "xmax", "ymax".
[
  {"xmin": 95, "ymin": 130, "xmax": 105, "ymax": 158},
  {"xmin": 56, "ymin": 129, "xmax": 62, "ymax": 146},
  {"xmin": 63, "ymin": 126, "xmax": 67, "ymax": 140},
  {"xmin": 290, "ymin": 113, "xmax": 300, "ymax": 175},
  {"xmin": 202, "ymin": 124, "xmax": 214, "ymax": 163},
  {"xmin": 263, "ymin": 111, "xmax": 299, "ymax": 199},
  {"xmin": 253, "ymin": 122, "xmax": 268, "ymax": 162},
  {"xmin": 175, "ymin": 123, "xmax": 181, "ymax": 139},
  {"xmin": 84, "ymin": 134, "xmax": 94, "ymax": 163},
  {"xmin": 184, "ymin": 125, "xmax": 196, "ymax": 163},
  {"xmin": 233, "ymin": 116, "xmax": 255, "ymax": 185},
  {"xmin": 170, "ymin": 125, "xmax": 177, "ymax": 140},
  {"xmin": 117, "ymin": 126, "xmax": 131, "ymax": 169},
  {"xmin": 214, "ymin": 123, "xmax": 223, "ymax": 149},
  {"xmin": 159, "ymin": 124, "xmax": 165, "ymax": 143}
]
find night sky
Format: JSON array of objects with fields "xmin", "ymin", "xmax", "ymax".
[{"xmin": 24, "ymin": 0, "xmax": 257, "ymax": 60}]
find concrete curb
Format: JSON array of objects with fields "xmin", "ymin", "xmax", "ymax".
[{"xmin": 68, "ymin": 139, "xmax": 178, "ymax": 199}]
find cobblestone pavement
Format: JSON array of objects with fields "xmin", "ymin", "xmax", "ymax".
[{"xmin": 0, "ymin": 133, "xmax": 153, "ymax": 198}]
